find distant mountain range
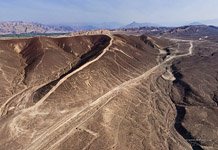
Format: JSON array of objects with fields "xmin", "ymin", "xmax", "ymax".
[
  {"xmin": 188, "ymin": 19, "xmax": 218, "ymax": 26},
  {"xmin": 0, "ymin": 21, "xmax": 74, "ymax": 34},
  {"xmin": 123, "ymin": 21, "xmax": 159, "ymax": 29},
  {"xmin": 1, "ymin": 20, "xmax": 218, "ymax": 35},
  {"xmin": 0, "ymin": 21, "xmax": 123, "ymax": 35},
  {"xmin": 165, "ymin": 24, "xmax": 218, "ymax": 38},
  {"xmin": 0, "ymin": 21, "xmax": 162, "ymax": 34},
  {"xmin": 189, "ymin": 22, "xmax": 205, "ymax": 26}
]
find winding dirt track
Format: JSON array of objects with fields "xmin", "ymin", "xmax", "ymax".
[{"xmin": 24, "ymin": 38, "xmax": 194, "ymax": 150}]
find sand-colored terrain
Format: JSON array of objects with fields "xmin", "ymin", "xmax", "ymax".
[{"xmin": 0, "ymin": 29, "xmax": 218, "ymax": 150}]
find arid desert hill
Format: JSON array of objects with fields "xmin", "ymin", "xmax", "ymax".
[{"xmin": 0, "ymin": 29, "xmax": 218, "ymax": 150}]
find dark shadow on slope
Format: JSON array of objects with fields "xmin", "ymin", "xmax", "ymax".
[
  {"xmin": 33, "ymin": 35, "xmax": 111, "ymax": 103},
  {"xmin": 140, "ymin": 35, "xmax": 155, "ymax": 48},
  {"xmin": 175, "ymin": 106, "xmax": 203, "ymax": 150},
  {"xmin": 212, "ymin": 93, "xmax": 218, "ymax": 106},
  {"xmin": 171, "ymin": 64, "xmax": 204, "ymax": 105},
  {"xmin": 171, "ymin": 64, "xmax": 204, "ymax": 150}
]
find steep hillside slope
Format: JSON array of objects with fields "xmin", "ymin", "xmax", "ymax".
[{"xmin": 0, "ymin": 30, "xmax": 217, "ymax": 150}]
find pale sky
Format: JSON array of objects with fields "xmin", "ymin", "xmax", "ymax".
[{"xmin": 0, "ymin": 0, "xmax": 218, "ymax": 26}]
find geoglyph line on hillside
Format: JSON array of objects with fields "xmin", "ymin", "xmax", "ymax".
[
  {"xmin": 0, "ymin": 30, "xmax": 113, "ymax": 117},
  {"xmin": 24, "ymin": 32, "xmax": 114, "ymax": 150},
  {"xmin": 25, "ymin": 38, "xmax": 194, "ymax": 150},
  {"xmin": 23, "ymin": 32, "xmax": 114, "ymax": 112}
]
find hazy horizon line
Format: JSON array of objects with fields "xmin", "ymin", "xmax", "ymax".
[{"xmin": 1, "ymin": 19, "xmax": 218, "ymax": 27}]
